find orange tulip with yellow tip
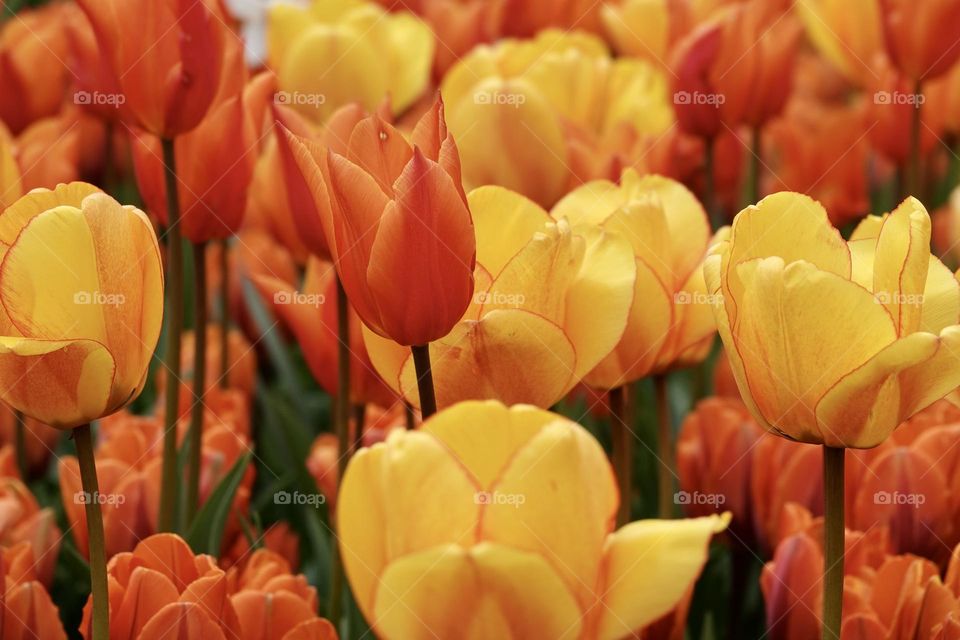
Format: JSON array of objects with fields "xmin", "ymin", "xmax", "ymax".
[
  {"xmin": 282, "ymin": 95, "xmax": 476, "ymax": 347},
  {"xmin": 267, "ymin": 0, "xmax": 433, "ymax": 124},
  {"xmin": 77, "ymin": 0, "xmax": 226, "ymax": 138},
  {"xmin": 795, "ymin": 0, "xmax": 885, "ymax": 88},
  {"xmin": 705, "ymin": 192, "xmax": 960, "ymax": 449},
  {"xmin": 0, "ymin": 182, "xmax": 163, "ymax": 429},
  {"xmin": 441, "ymin": 29, "xmax": 673, "ymax": 207},
  {"xmin": 338, "ymin": 400, "xmax": 728, "ymax": 639},
  {"xmin": 253, "ymin": 258, "xmax": 397, "ymax": 408},
  {"xmin": 551, "ymin": 170, "xmax": 718, "ymax": 388},
  {"xmin": 362, "ymin": 185, "xmax": 636, "ymax": 409}
]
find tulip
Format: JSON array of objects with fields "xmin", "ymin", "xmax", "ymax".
[
  {"xmin": 0, "ymin": 553, "xmax": 68, "ymax": 639},
  {"xmin": 0, "ymin": 123, "xmax": 21, "ymax": 210},
  {"xmin": 174, "ymin": 326, "xmax": 258, "ymax": 398},
  {"xmin": 441, "ymin": 29, "xmax": 673, "ymax": 207},
  {"xmin": 707, "ymin": 192, "xmax": 960, "ymax": 638},
  {"xmin": 795, "ymin": 0, "xmax": 884, "ymax": 87},
  {"xmin": 0, "ymin": 477, "xmax": 61, "ymax": 587},
  {"xmin": 267, "ymin": 0, "xmax": 433, "ymax": 124},
  {"xmin": 0, "ymin": 3, "xmax": 73, "ymax": 134},
  {"xmin": 14, "ymin": 110, "xmax": 83, "ymax": 191},
  {"xmin": 77, "ymin": 0, "xmax": 225, "ymax": 139},
  {"xmin": 879, "ymin": 0, "xmax": 960, "ymax": 83},
  {"xmin": 498, "ymin": 0, "xmax": 602, "ymax": 36},
  {"xmin": 339, "ymin": 400, "xmax": 728, "ymax": 639},
  {"xmin": 363, "ymin": 185, "xmax": 635, "ymax": 409},
  {"xmin": 254, "ymin": 258, "xmax": 397, "ymax": 408},
  {"xmin": 0, "ymin": 407, "xmax": 60, "ymax": 479},
  {"xmin": 223, "ymin": 522, "xmax": 301, "ymax": 571}
]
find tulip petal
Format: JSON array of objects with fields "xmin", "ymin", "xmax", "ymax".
[
  {"xmin": 4, "ymin": 581, "xmax": 67, "ymax": 640},
  {"xmin": 479, "ymin": 415, "xmax": 618, "ymax": 609},
  {"xmin": 231, "ymin": 590, "xmax": 316, "ymax": 640},
  {"xmin": 281, "ymin": 618, "xmax": 339, "ymax": 640},
  {"xmin": 873, "ymin": 197, "xmax": 931, "ymax": 335},
  {"xmin": 0, "ymin": 182, "xmax": 99, "ymax": 246},
  {"xmin": 468, "ymin": 186, "xmax": 551, "ymax": 279},
  {"xmin": 397, "ymin": 310, "xmax": 577, "ymax": 409},
  {"xmin": 136, "ymin": 602, "xmax": 227, "ymax": 640},
  {"xmin": 0, "ymin": 337, "xmax": 113, "ymax": 429},
  {"xmin": 338, "ymin": 431, "xmax": 479, "ymax": 616},
  {"xmin": 346, "ymin": 117, "xmax": 413, "ymax": 196},
  {"xmin": 132, "ymin": 533, "xmax": 200, "ymax": 592},
  {"xmin": 113, "ymin": 567, "xmax": 180, "ymax": 639},
  {"xmin": 372, "ymin": 543, "xmax": 582, "ymax": 640},
  {"xmin": 920, "ymin": 259, "xmax": 960, "ymax": 333},
  {"xmin": 734, "ymin": 257, "xmax": 897, "ymax": 443},
  {"xmin": 593, "ymin": 514, "xmax": 729, "ymax": 640}
]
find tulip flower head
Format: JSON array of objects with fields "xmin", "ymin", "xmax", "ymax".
[
  {"xmin": 339, "ymin": 400, "xmax": 728, "ymax": 639},
  {"xmin": 705, "ymin": 192, "xmax": 960, "ymax": 448},
  {"xmin": 0, "ymin": 183, "xmax": 164, "ymax": 429}
]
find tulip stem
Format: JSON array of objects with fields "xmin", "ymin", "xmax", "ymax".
[
  {"xmin": 822, "ymin": 445, "xmax": 845, "ymax": 640},
  {"xmin": 159, "ymin": 137, "xmax": 184, "ymax": 533},
  {"xmin": 14, "ymin": 410, "xmax": 27, "ymax": 480},
  {"xmin": 218, "ymin": 237, "xmax": 230, "ymax": 389},
  {"xmin": 329, "ymin": 276, "xmax": 352, "ymax": 627},
  {"xmin": 75, "ymin": 423, "xmax": 108, "ymax": 640},
  {"xmin": 352, "ymin": 403, "xmax": 366, "ymax": 454},
  {"xmin": 411, "ymin": 345, "xmax": 437, "ymax": 419},
  {"xmin": 747, "ymin": 127, "xmax": 761, "ymax": 206},
  {"xmin": 610, "ymin": 385, "xmax": 632, "ymax": 526},
  {"xmin": 186, "ymin": 241, "xmax": 207, "ymax": 523},
  {"xmin": 404, "ymin": 402, "xmax": 415, "ymax": 430},
  {"xmin": 907, "ymin": 80, "xmax": 923, "ymax": 199},
  {"xmin": 655, "ymin": 374, "xmax": 675, "ymax": 519}
]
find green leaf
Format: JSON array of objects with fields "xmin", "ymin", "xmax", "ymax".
[{"xmin": 185, "ymin": 450, "xmax": 252, "ymax": 556}]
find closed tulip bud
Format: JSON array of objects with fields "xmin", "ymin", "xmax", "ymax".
[
  {"xmin": 795, "ymin": 0, "xmax": 884, "ymax": 87},
  {"xmin": 268, "ymin": 0, "xmax": 433, "ymax": 124},
  {"xmin": 677, "ymin": 397, "xmax": 765, "ymax": 540},
  {"xmin": 705, "ymin": 192, "xmax": 960, "ymax": 448},
  {"xmin": 879, "ymin": 0, "xmax": 960, "ymax": 83},
  {"xmin": 0, "ymin": 183, "xmax": 164, "ymax": 429},
  {"xmin": 670, "ymin": 22, "xmax": 725, "ymax": 139},
  {"xmin": 78, "ymin": 0, "xmax": 226, "ymax": 138},
  {"xmin": 552, "ymin": 170, "xmax": 717, "ymax": 387},
  {"xmin": 363, "ymin": 186, "xmax": 636, "ymax": 409},
  {"xmin": 293, "ymin": 96, "xmax": 476, "ymax": 346},
  {"xmin": 339, "ymin": 400, "xmax": 728, "ymax": 639}
]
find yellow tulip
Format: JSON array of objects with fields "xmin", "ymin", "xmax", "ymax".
[
  {"xmin": 441, "ymin": 29, "xmax": 673, "ymax": 207},
  {"xmin": 794, "ymin": 0, "xmax": 884, "ymax": 87},
  {"xmin": 0, "ymin": 183, "xmax": 163, "ymax": 429},
  {"xmin": 705, "ymin": 192, "xmax": 960, "ymax": 448},
  {"xmin": 552, "ymin": 169, "xmax": 718, "ymax": 389},
  {"xmin": 268, "ymin": 0, "xmax": 433, "ymax": 124},
  {"xmin": 363, "ymin": 185, "xmax": 636, "ymax": 409},
  {"xmin": 338, "ymin": 400, "xmax": 729, "ymax": 639}
]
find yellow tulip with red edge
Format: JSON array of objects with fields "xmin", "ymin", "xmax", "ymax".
[
  {"xmin": 338, "ymin": 400, "xmax": 729, "ymax": 640},
  {"xmin": 0, "ymin": 183, "xmax": 163, "ymax": 429},
  {"xmin": 362, "ymin": 185, "xmax": 636, "ymax": 409},
  {"xmin": 705, "ymin": 192, "xmax": 960, "ymax": 448},
  {"xmin": 551, "ymin": 170, "xmax": 718, "ymax": 389}
]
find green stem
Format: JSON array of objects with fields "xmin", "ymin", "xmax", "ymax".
[
  {"xmin": 747, "ymin": 126, "xmax": 761, "ymax": 206},
  {"xmin": 186, "ymin": 241, "xmax": 207, "ymax": 522},
  {"xmin": 610, "ymin": 385, "xmax": 632, "ymax": 527},
  {"xmin": 907, "ymin": 80, "xmax": 923, "ymax": 199},
  {"xmin": 329, "ymin": 277, "xmax": 352, "ymax": 626},
  {"xmin": 704, "ymin": 137, "xmax": 719, "ymax": 227},
  {"xmin": 14, "ymin": 410, "xmax": 27, "ymax": 480},
  {"xmin": 218, "ymin": 237, "xmax": 230, "ymax": 389},
  {"xmin": 75, "ymin": 424, "xmax": 108, "ymax": 640},
  {"xmin": 159, "ymin": 137, "xmax": 184, "ymax": 533},
  {"xmin": 656, "ymin": 374, "xmax": 675, "ymax": 519},
  {"xmin": 822, "ymin": 446, "xmax": 845, "ymax": 640},
  {"xmin": 404, "ymin": 402, "xmax": 415, "ymax": 430},
  {"xmin": 411, "ymin": 345, "xmax": 437, "ymax": 419}
]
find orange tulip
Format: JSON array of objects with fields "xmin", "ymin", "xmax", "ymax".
[
  {"xmin": 254, "ymin": 258, "xmax": 397, "ymax": 408},
  {"xmin": 879, "ymin": 0, "xmax": 960, "ymax": 82},
  {"xmin": 172, "ymin": 325, "xmax": 258, "ymax": 398},
  {"xmin": 0, "ymin": 406, "xmax": 60, "ymax": 477},
  {"xmin": 223, "ymin": 522, "xmax": 300, "ymax": 571},
  {"xmin": 0, "ymin": 553, "xmax": 68, "ymax": 639},
  {"xmin": 283, "ymin": 96, "xmax": 476, "ymax": 346},
  {"xmin": 677, "ymin": 397, "xmax": 765, "ymax": 541},
  {"xmin": 498, "ymin": 0, "xmax": 602, "ymax": 36},
  {"xmin": 0, "ymin": 3, "xmax": 73, "ymax": 134},
  {"xmin": 0, "ymin": 183, "xmax": 164, "ymax": 429},
  {"xmin": 13, "ymin": 110, "xmax": 83, "ymax": 191},
  {"xmin": 866, "ymin": 61, "xmax": 946, "ymax": 166},
  {"xmin": 0, "ymin": 477, "xmax": 61, "ymax": 587},
  {"xmin": 78, "ymin": 0, "xmax": 226, "ymax": 138}
]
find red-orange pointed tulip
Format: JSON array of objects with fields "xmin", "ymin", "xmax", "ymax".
[{"xmin": 879, "ymin": 0, "xmax": 960, "ymax": 82}]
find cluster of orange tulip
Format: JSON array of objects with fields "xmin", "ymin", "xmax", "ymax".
[{"xmin": 2, "ymin": 0, "xmax": 960, "ymax": 638}]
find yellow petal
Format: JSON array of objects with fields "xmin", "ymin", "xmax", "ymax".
[
  {"xmin": 468, "ymin": 186, "xmax": 551, "ymax": 279},
  {"xmin": 920, "ymin": 258, "xmax": 960, "ymax": 333},
  {"xmin": 551, "ymin": 178, "xmax": 624, "ymax": 227},
  {"xmin": 361, "ymin": 325, "xmax": 407, "ymax": 398},
  {"xmin": 873, "ymin": 197, "xmax": 931, "ymax": 335},
  {"xmin": 397, "ymin": 310, "xmax": 577, "ymax": 409},
  {"xmin": 733, "ymin": 257, "xmax": 897, "ymax": 443},
  {"xmin": 372, "ymin": 543, "xmax": 582, "ymax": 640},
  {"xmin": 850, "ymin": 214, "xmax": 885, "ymax": 240},
  {"xmin": 592, "ymin": 514, "xmax": 729, "ymax": 640},
  {"xmin": 377, "ymin": 12, "xmax": 434, "ymax": 115},
  {"xmin": 0, "ymin": 182, "xmax": 100, "ymax": 246},
  {"xmin": 0, "ymin": 337, "xmax": 114, "ymax": 429},
  {"xmin": 338, "ymin": 430, "xmax": 479, "ymax": 617},
  {"xmin": 478, "ymin": 414, "xmax": 618, "ymax": 609}
]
